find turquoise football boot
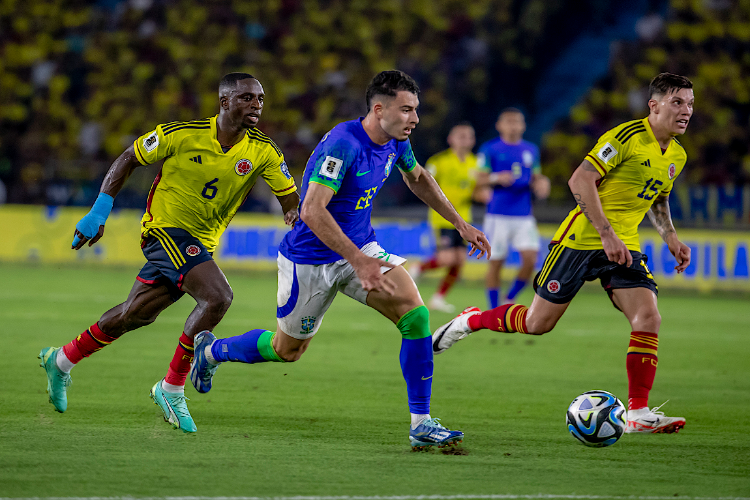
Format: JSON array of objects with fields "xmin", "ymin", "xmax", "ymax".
[
  {"xmin": 409, "ymin": 417, "xmax": 464, "ymax": 450},
  {"xmin": 150, "ymin": 380, "xmax": 197, "ymax": 433},
  {"xmin": 38, "ymin": 347, "xmax": 72, "ymax": 413}
]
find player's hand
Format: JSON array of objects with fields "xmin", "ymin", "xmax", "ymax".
[
  {"xmin": 474, "ymin": 187, "xmax": 492, "ymax": 205},
  {"xmin": 489, "ymin": 171, "xmax": 515, "ymax": 187},
  {"xmin": 72, "ymin": 225, "xmax": 105, "ymax": 250},
  {"xmin": 353, "ymin": 255, "xmax": 397, "ymax": 295},
  {"xmin": 532, "ymin": 175, "xmax": 551, "ymax": 200},
  {"xmin": 284, "ymin": 208, "xmax": 299, "ymax": 227},
  {"xmin": 71, "ymin": 193, "xmax": 114, "ymax": 250},
  {"xmin": 666, "ymin": 235, "xmax": 691, "ymax": 273},
  {"xmin": 458, "ymin": 223, "xmax": 491, "ymax": 260},
  {"xmin": 601, "ymin": 230, "xmax": 632, "ymax": 267}
]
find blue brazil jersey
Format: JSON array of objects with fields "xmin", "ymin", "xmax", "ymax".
[
  {"xmin": 279, "ymin": 118, "xmax": 417, "ymax": 264},
  {"xmin": 477, "ymin": 137, "xmax": 540, "ymax": 216}
]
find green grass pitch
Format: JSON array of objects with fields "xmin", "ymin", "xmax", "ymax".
[{"xmin": 0, "ymin": 262, "xmax": 748, "ymax": 497}]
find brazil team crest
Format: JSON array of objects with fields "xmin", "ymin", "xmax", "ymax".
[
  {"xmin": 301, "ymin": 316, "xmax": 317, "ymax": 335},
  {"xmin": 235, "ymin": 159, "xmax": 253, "ymax": 176}
]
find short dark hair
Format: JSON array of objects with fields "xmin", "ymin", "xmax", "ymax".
[
  {"xmin": 498, "ymin": 107, "xmax": 523, "ymax": 120},
  {"xmin": 365, "ymin": 70, "xmax": 420, "ymax": 112},
  {"xmin": 219, "ymin": 72, "xmax": 256, "ymax": 94},
  {"xmin": 649, "ymin": 73, "xmax": 693, "ymax": 99},
  {"xmin": 450, "ymin": 121, "xmax": 474, "ymax": 131}
]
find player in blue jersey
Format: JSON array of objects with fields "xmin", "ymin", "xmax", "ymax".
[
  {"xmin": 478, "ymin": 108, "xmax": 550, "ymax": 308},
  {"xmin": 189, "ymin": 70, "xmax": 491, "ymax": 449}
]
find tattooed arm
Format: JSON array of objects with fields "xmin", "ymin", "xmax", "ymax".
[
  {"xmin": 568, "ymin": 159, "xmax": 632, "ymax": 266},
  {"xmin": 648, "ymin": 193, "xmax": 691, "ymax": 273}
]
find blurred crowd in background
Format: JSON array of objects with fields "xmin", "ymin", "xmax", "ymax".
[{"xmin": 0, "ymin": 0, "xmax": 748, "ymax": 221}]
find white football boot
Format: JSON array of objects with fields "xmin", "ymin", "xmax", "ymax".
[
  {"xmin": 626, "ymin": 401, "xmax": 685, "ymax": 434},
  {"xmin": 431, "ymin": 307, "xmax": 481, "ymax": 354},
  {"xmin": 428, "ymin": 294, "xmax": 456, "ymax": 314}
]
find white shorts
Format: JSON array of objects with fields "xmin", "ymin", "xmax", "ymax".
[
  {"xmin": 276, "ymin": 241, "xmax": 406, "ymax": 340},
  {"xmin": 483, "ymin": 214, "xmax": 540, "ymax": 261}
]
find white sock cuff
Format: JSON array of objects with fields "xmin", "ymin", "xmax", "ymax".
[
  {"xmin": 160, "ymin": 380, "xmax": 185, "ymax": 394},
  {"xmin": 56, "ymin": 348, "xmax": 75, "ymax": 373}
]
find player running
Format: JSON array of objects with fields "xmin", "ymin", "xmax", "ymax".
[
  {"xmin": 38, "ymin": 73, "xmax": 299, "ymax": 433},
  {"xmin": 433, "ymin": 73, "xmax": 693, "ymax": 434},
  {"xmin": 189, "ymin": 70, "xmax": 491, "ymax": 449},
  {"xmin": 477, "ymin": 108, "xmax": 550, "ymax": 309},
  {"xmin": 409, "ymin": 122, "xmax": 487, "ymax": 313}
]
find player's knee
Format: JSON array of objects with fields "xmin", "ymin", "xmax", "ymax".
[
  {"xmin": 205, "ymin": 285, "xmax": 233, "ymax": 315},
  {"xmin": 634, "ymin": 308, "xmax": 661, "ymax": 332},
  {"xmin": 524, "ymin": 315, "xmax": 554, "ymax": 335}
]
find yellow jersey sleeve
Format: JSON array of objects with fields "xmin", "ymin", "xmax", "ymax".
[
  {"xmin": 259, "ymin": 151, "xmax": 297, "ymax": 197},
  {"xmin": 133, "ymin": 125, "xmax": 176, "ymax": 166},
  {"xmin": 584, "ymin": 120, "xmax": 643, "ymax": 177}
]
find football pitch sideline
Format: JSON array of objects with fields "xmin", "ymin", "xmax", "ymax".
[{"xmin": 0, "ymin": 263, "xmax": 748, "ymax": 498}]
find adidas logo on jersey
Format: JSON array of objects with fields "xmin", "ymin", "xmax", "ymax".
[
  {"xmin": 641, "ymin": 159, "xmax": 651, "ymax": 168},
  {"xmin": 190, "ymin": 156, "xmax": 202, "ymax": 164}
]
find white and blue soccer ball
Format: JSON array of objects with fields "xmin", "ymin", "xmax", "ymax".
[{"xmin": 566, "ymin": 390, "xmax": 627, "ymax": 447}]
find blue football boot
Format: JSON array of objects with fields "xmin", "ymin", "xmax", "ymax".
[
  {"xmin": 150, "ymin": 380, "xmax": 197, "ymax": 433},
  {"xmin": 409, "ymin": 417, "xmax": 464, "ymax": 450},
  {"xmin": 190, "ymin": 330, "xmax": 219, "ymax": 393},
  {"xmin": 39, "ymin": 347, "xmax": 72, "ymax": 413}
]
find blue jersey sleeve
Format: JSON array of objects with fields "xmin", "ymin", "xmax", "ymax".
[
  {"xmin": 308, "ymin": 137, "xmax": 358, "ymax": 193},
  {"xmin": 395, "ymin": 140, "xmax": 417, "ymax": 173}
]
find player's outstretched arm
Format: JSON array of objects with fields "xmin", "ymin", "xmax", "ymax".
[
  {"xmin": 568, "ymin": 159, "xmax": 632, "ymax": 267},
  {"xmin": 72, "ymin": 145, "xmax": 144, "ymax": 250},
  {"xmin": 401, "ymin": 164, "xmax": 490, "ymax": 259},
  {"xmin": 648, "ymin": 194, "xmax": 690, "ymax": 273},
  {"xmin": 300, "ymin": 183, "xmax": 397, "ymax": 294},
  {"xmin": 276, "ymin": 191, "xmax": 300, "ymax": 227}
]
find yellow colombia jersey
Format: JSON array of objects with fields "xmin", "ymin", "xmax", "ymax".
[
  {"xmin": 426, "ymin": 149, "xmax": 477, "ymax": 230},
  {"xmin": 551, "ymin": 117, "xmax": 686, "ymax": 252},
  {"xmin": 134, "ymin": 115, "xmax": 296, "ymax": 253}
]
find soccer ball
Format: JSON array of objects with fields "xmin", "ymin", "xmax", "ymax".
[{"xmin": 566, "ymin": 390, "xmax": 627, "ymax": 447}]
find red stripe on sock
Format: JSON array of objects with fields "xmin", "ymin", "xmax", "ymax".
[
  {"xmin": 467, "ymin": 304, "xmax": 529, "ymax": 333},
  {"xmin": 420, "ymin": 257, "xmax": 440, "ymax": 272},
  {"xmin": 165, "ymin": 332, "xmax": 195, "ymax": 387},
  {"xmin": 627, "ymin": 331, "xmax": 658, "ymax": 410},
  {"xmin": 62, "ymin": 322, "xmax": 119, "ymax": 364}
]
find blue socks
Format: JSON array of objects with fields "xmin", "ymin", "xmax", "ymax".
[
  {"xmin": 210, "ymin": 329, "xmax": 282, "ymax": 364},
  {"xmin": 487, "ymin": 288, "xmax": 499, "ymax": 309},
  {"xmin": 400, "ymin": 337, "xmax": 433, "ymax": 414},
  {"xmin": 396, "ymin": 306, "xmax": 433, "ymax": 415},
  {"xmin": 506, "ymin": 279, "xmax": 528, "ymax": 301}
]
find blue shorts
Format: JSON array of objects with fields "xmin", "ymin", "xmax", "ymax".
[{"xmin": 137, "ymin": 227, "xmax": 213, "ymax": 301}]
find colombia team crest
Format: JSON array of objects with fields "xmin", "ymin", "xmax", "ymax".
[
  {"xmin": 668, "ymin": 163, "xmax": 676, "ymax": 180},
  {"xmin": 185, "ymin": 245, "xmax": 201, "ymax": 257},
  {"xmin": 547, "ymin": 280, "xmax": 561, "ymax": 294},
  {"xmin": 235, "ymin": 159, "xmax": 253, "ymax": 176}
]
